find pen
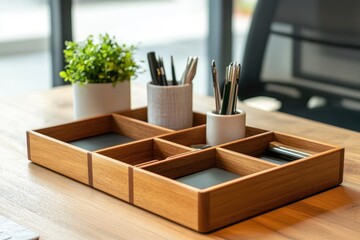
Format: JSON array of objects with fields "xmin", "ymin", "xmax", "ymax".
[
  {"xmin": 269, "ymin": 142, "xmax": 311, "ymax": 158},
  {"xmin": 180, "ymin": 57, "xmax": 191, "ymax": 85},
  {"xmin": 181, "ymin": 56, "xmax": 198, "ymax": 85},
  {"xmin": 226, "ymin": 62, "xmax": 237, "ymax": 115},
  {"xmin": 211, "ymin": 60, "xmax": 221, "ymax": 113},
  {"xmin": 232, "ymin": 63, "xmax": 241, "ymax": 114},
  {"xmin": 185, "ymin": 57, "xmax": 198, "ymax": 84},
  {"xmin": 268, "ymin": 147, "xmax": 307, "ymax": 159},
  {"xmin": 147, "ymin": 52, "xmax": 159, "ymax": 85},
  {"xmin": 158, "ymin": 56, "xmax": 168, "ymax": 86},
  {"xmin": 220, "ymin": 67, "xmax": 231, "ymax": 115},
  {"xmin": 171, "ymin": 55, "xmax": 177, "ymax": 85},
  {"xmin": 148, "ymin": 53, "xmax": 198, "ymax": 86}
]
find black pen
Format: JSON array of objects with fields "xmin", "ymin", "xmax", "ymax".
[
  {"xmin": 220, "ymin": 67, "xmax": 231, "ymax": 115},
  {"xmin": 171, "ymin": 55, "xmax": 177, "ymax": 85},
  {"xmin": 269, "ymin": 142, "xmax": 311, "ymax": 158},
  {"xmin": 147, "ymin": 52, "xmax": 159, "ymax": 85}
]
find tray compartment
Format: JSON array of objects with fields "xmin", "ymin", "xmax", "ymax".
[
  {"xmin": 133, "ymin": 148, "xmax": 275, "ymax": 232},
  {"xmin": 158, "ymin": 125, "xmax": 269, "ymax": 148},
  {"xmin": 91, "ymin": 138, "xmax": 194, "ymax": 201},
  {"xmin": 27, "ymin": 114, "xmax": 172, "ymax": 184},
  {"xmin": 206, "ymin": 149, "xmax": 343, "ymax": 231},
  {"xmin": 221, "ymin": 132, "xmax": 337, "ymax": 165},
  {"xmin": 134, "ymin": 132, "xmax": 344, "ymax": 232}
]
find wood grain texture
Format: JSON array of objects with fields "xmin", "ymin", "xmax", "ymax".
[
  {"xmin": 193, "ymin": 112, "xmax": 207, "ymax": 126},
  {"xmin": 1, "ymin": 84, "xmax": 359, "ymax": 239},
  {"xmin": 87, "ymin": 153, "xmax": 93, "ymax": 187},
  {"xmin": 159, "ymin": 125, "xmax": 207, "ymax": 147},
  {"xmin": 117, "ymin": 107, "xmax": 148, "ymax": 121},
  {"xmin": 141, "ymin": 125, "xmax": 267, "ymax": 148},
  {"xmin": 112, "ymin": 113, "xmax": 172, "ymax": 139},
  {"xmin": 133, "ymin": 168, "xmax": 200, "ymax": 230},
  {"xmin": 141, "ymin": 148, "xmax": 216, "ymax": 179},
  {"xmin": 91, "ymin": 153, "xmax": 130, "ymax": 201},
  {"xmin": 221, "ymin": 131, "xmax": 334, "ymax": 159},
  {"xmin": 134, "ymin": 160, "xmax": 159, "ymax": 167},
  {"xmin": 95, "ymin": 138, "xmax": 192, "ymax": 166},
  {"xmin": 221, "ymin": 132, "xmax": 274, "ymax": 157},
  {"xmin": 27, "ymin": 131, "xmax": 89, "ymax": 184},
  {"xmin": 35, "ymin": 115, "xmax": 113, "ymax": 142},
  {"xmin": 96, "ymin": 138, "xmax": 154, "ymax": 165},
  {"xmin": 245, "ymin": 126, "xmax": 269, "ymax": 137},
  {"xmin": 205, "ymin": 148, "xmax": 343, "ymax": 231},
  {"xmin": 216, "ymin": 148, "xmax": 277, "ymax": 175},
  {"xmin": 274, "ymin": 132, "xmax": 335, "ymax": 153},
  {"xmin": 153, "ymin": 138, "xmax": 193, "ymax": 159}
]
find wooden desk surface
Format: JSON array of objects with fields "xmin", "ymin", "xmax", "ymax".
[{"xmin": 0, "ymin": 85, "xmax": 359, "ymax": 239}]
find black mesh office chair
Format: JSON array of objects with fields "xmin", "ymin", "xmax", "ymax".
[{"xmin": 239, "ymin": 0, "xmax": 360, "ymax": 131}]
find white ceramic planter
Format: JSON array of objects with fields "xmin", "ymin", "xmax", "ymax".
[{"xmin": 73, "ymin": 81, "xmax": 130, "ymax": 119}]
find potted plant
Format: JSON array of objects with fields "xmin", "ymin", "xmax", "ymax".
[{"xmin": 59, "ymin": 33, "xmax": 141, "ymax": 119}]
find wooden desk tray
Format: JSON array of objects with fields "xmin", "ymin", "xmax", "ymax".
[{"xmin": 26, "ymin": 108, "xmax": 344, "ymax": 233}]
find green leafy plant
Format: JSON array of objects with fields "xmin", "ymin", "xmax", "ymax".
[{"xmin": 59, "ymin": 34, "xmax": 141, "ymax": 85}]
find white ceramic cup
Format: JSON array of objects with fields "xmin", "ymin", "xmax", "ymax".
[
  {"xmin": 206, "ymin": 110, "xmax": 246, "ymax": 146},
  {"xmin": 147, "ymin": 82, "xmax": 193, "ymax": 130}
]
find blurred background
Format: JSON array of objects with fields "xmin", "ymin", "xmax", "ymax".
[
  {"xmin": 0, "ymin": 0, "xmax": 256, "ymax": 96},
  {"xmin": 1, "ymin": 0, "xmax": 359, "ymax": 131}
]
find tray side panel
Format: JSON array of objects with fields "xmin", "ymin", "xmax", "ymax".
[
  {"xmin": 117, "ymin": 107, "xmax": 148, "ymax": 121},
  {"xmin": 35, "ymin": 115, "xmax": 113, "ymax": 142},
  {"xmin": 27, "ymin": 131, "xmax": 89, "ymax": 184},
  {"xmin": 112, "ymin": 114, "xmax": 172, "ymax": 139},
  {"xmin": 133, "ymin": 169, "xmax": 200, "ymax": 231},
  {"xmin": 92, "ymin": 153, "xmax": 130, "ymax": 202},
  {"xmin": 274, "ymin": 133, "xmax": 335, "ymax": 152},
  {"xmin": 207, "ymin": 149, "xmax": 343, "ymax": 231}
]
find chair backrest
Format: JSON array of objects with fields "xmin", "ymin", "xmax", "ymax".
[{"xmin": 239, "ymin": 0, "xmax": 360, "ymax": 105}]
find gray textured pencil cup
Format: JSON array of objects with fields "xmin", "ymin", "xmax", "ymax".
[{"xmin": 147, "ymin": 82, "xmax": 193, "ymax": 130}]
